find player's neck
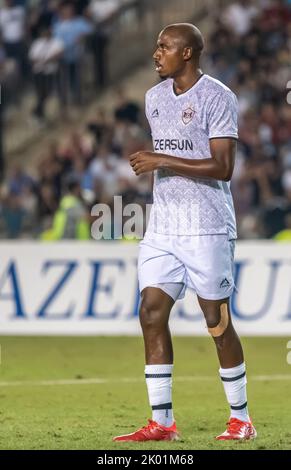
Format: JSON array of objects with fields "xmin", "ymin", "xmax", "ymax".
[{"xmin": 173, "ymin": 67, "xmax": 203, "ymax": 96}]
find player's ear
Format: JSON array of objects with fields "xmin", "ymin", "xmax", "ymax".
[{"xmin": 183, "ymin": 46, "xmax": 192, "ymax": 61}]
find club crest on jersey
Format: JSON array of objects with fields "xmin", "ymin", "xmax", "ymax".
[{"xmin": 182, "ymin": 107, "xmax": 195, "ymax": 125}]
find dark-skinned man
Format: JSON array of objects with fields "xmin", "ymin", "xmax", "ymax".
[{"xmin": 114, "ymin": 23, "xmax": 256, "ymax": 442}]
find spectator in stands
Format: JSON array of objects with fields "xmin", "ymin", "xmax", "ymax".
[
  {"xmin": 89, "ymin": 143, "xmax": 119, "ymax": 201},
  {"xmin": 89, "ymin": 0, "xmax": 120, "ymax": 23},
  {"xmin": 1, "ymin": 192, "xmax": 25, "ymax": 238},
  {"xmin": 53, "ymin": 1, "xmax": 93, "ymax": 106},
  {"xmin": 222, "ymin": 0, "xmax": 259, "ymax": 36},
  {"xmin": 29, "ymin": 26, "xmax": 64, "ymax": 124},
  {"xmin": 0, "ymin": 0, "xmax": 27, "ymax": 75},
  {"xmin": 7, "ymin": 162, "xmax": 35, "ymax": 197},
  {"xmin": 41, "ymin": 177, "xmax": 90, "ymax": 240},
  {"xmin": 88, "ymin": 0, "xmax": 122, "ymax": 88}
]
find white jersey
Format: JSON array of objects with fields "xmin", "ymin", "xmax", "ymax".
[{"xmin": 145, "ymin": 73, "xmax": 238, "ymax": 238}]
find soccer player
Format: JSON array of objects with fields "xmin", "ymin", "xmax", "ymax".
[{"xmin": 113, "ymin": 23, "xmax": 257, "ymax": 442}]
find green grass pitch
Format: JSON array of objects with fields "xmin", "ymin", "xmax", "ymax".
[{"xmin": 0, "ymin": 336, "xmax": 290, "ymax": 450}]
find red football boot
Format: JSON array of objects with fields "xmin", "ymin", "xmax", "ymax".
[
  {"xmin": 113, "ymin": 419, "xmax": 179, "ymax": 442},
  {"xmin": 216, "ymin": 417, "xmax": 257, "ymax": 441}
]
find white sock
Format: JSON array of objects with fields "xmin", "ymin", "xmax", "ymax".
[
  {"xmin": 219, "ymin": 362, "xmax": 250, "ymax": 422},
  {"xmin": 145, "ymin": 364, "xmax": 174, "ymax": 427}
]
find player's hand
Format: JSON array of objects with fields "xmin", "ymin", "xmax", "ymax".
[{"xmin": 129, "ymin": 151, "xmax": 162, "ymax": 175}]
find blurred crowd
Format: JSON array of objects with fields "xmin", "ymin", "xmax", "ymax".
[
  {"xmin": 0, "ymin": 87, "xmax": 151, "ymax": 239},
  {"xmin": 0, "ymin": 0, "xmax": 129, "ymax": 120},
  {"xmin": 0, "ymin": 0, "xmax": 291, "ymax": 240},
  {"xmin": 205, "ymin": 0, "xmax": 291, "ymax": 239}
]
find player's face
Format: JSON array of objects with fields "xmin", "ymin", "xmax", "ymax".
[{"xmin": 153, "ymin": 32, "xmax": 185, "ymax": 79}]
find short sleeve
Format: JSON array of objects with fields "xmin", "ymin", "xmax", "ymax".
[{"xmin": 207, "ymin": 90, "xmax": 238, "ymax": 139}]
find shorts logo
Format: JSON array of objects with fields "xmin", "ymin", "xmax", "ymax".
[
  {"xmin": 220, "ymin": 278, "xmax": 230, "ymax": 288},
  {"xmin": 151, "ymin": 109, "xmax": 159, "ymax": 118},
  {"xmin": 182, "ymin": 107, "xmax": 195, "ymax": 125}
]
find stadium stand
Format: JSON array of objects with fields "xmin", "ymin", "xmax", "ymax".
[{"xmin": 0, "ymin": 0, "xmax": 290, "ymax": 239}]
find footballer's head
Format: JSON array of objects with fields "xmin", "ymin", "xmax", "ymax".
[{"xmin": 153, "ymin": 23, "xmax": 204, "ymax": 79}]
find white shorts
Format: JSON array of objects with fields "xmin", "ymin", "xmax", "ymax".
[{"xmin": 138, "ymin": 233, "xmax": 235, "ymax": 301}]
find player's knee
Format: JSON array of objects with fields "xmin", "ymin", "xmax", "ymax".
[
  {"xmin": 204, "ymin": 311, "xmax": 220, "ymax": 329},
  {"xmin": 139, "ymin": 300, "xmax": 165, "ymax": 329},
  {"xmin": 205, "ymin": 303, "xmax": 229, "ymax": 338}
]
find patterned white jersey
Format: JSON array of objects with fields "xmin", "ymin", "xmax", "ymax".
[{"xmin": 145, "ymin": 73, "xmax": 238, "ymax": 238}]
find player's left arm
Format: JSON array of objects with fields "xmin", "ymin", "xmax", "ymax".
[{"xmin": 129, "ymin": 138, "xmax": 236, "ymax": 182}]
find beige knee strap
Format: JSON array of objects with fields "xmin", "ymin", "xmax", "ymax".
[{"xmin": 207, "ymin": 303, "xmax": 229, "ymax": 337}]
